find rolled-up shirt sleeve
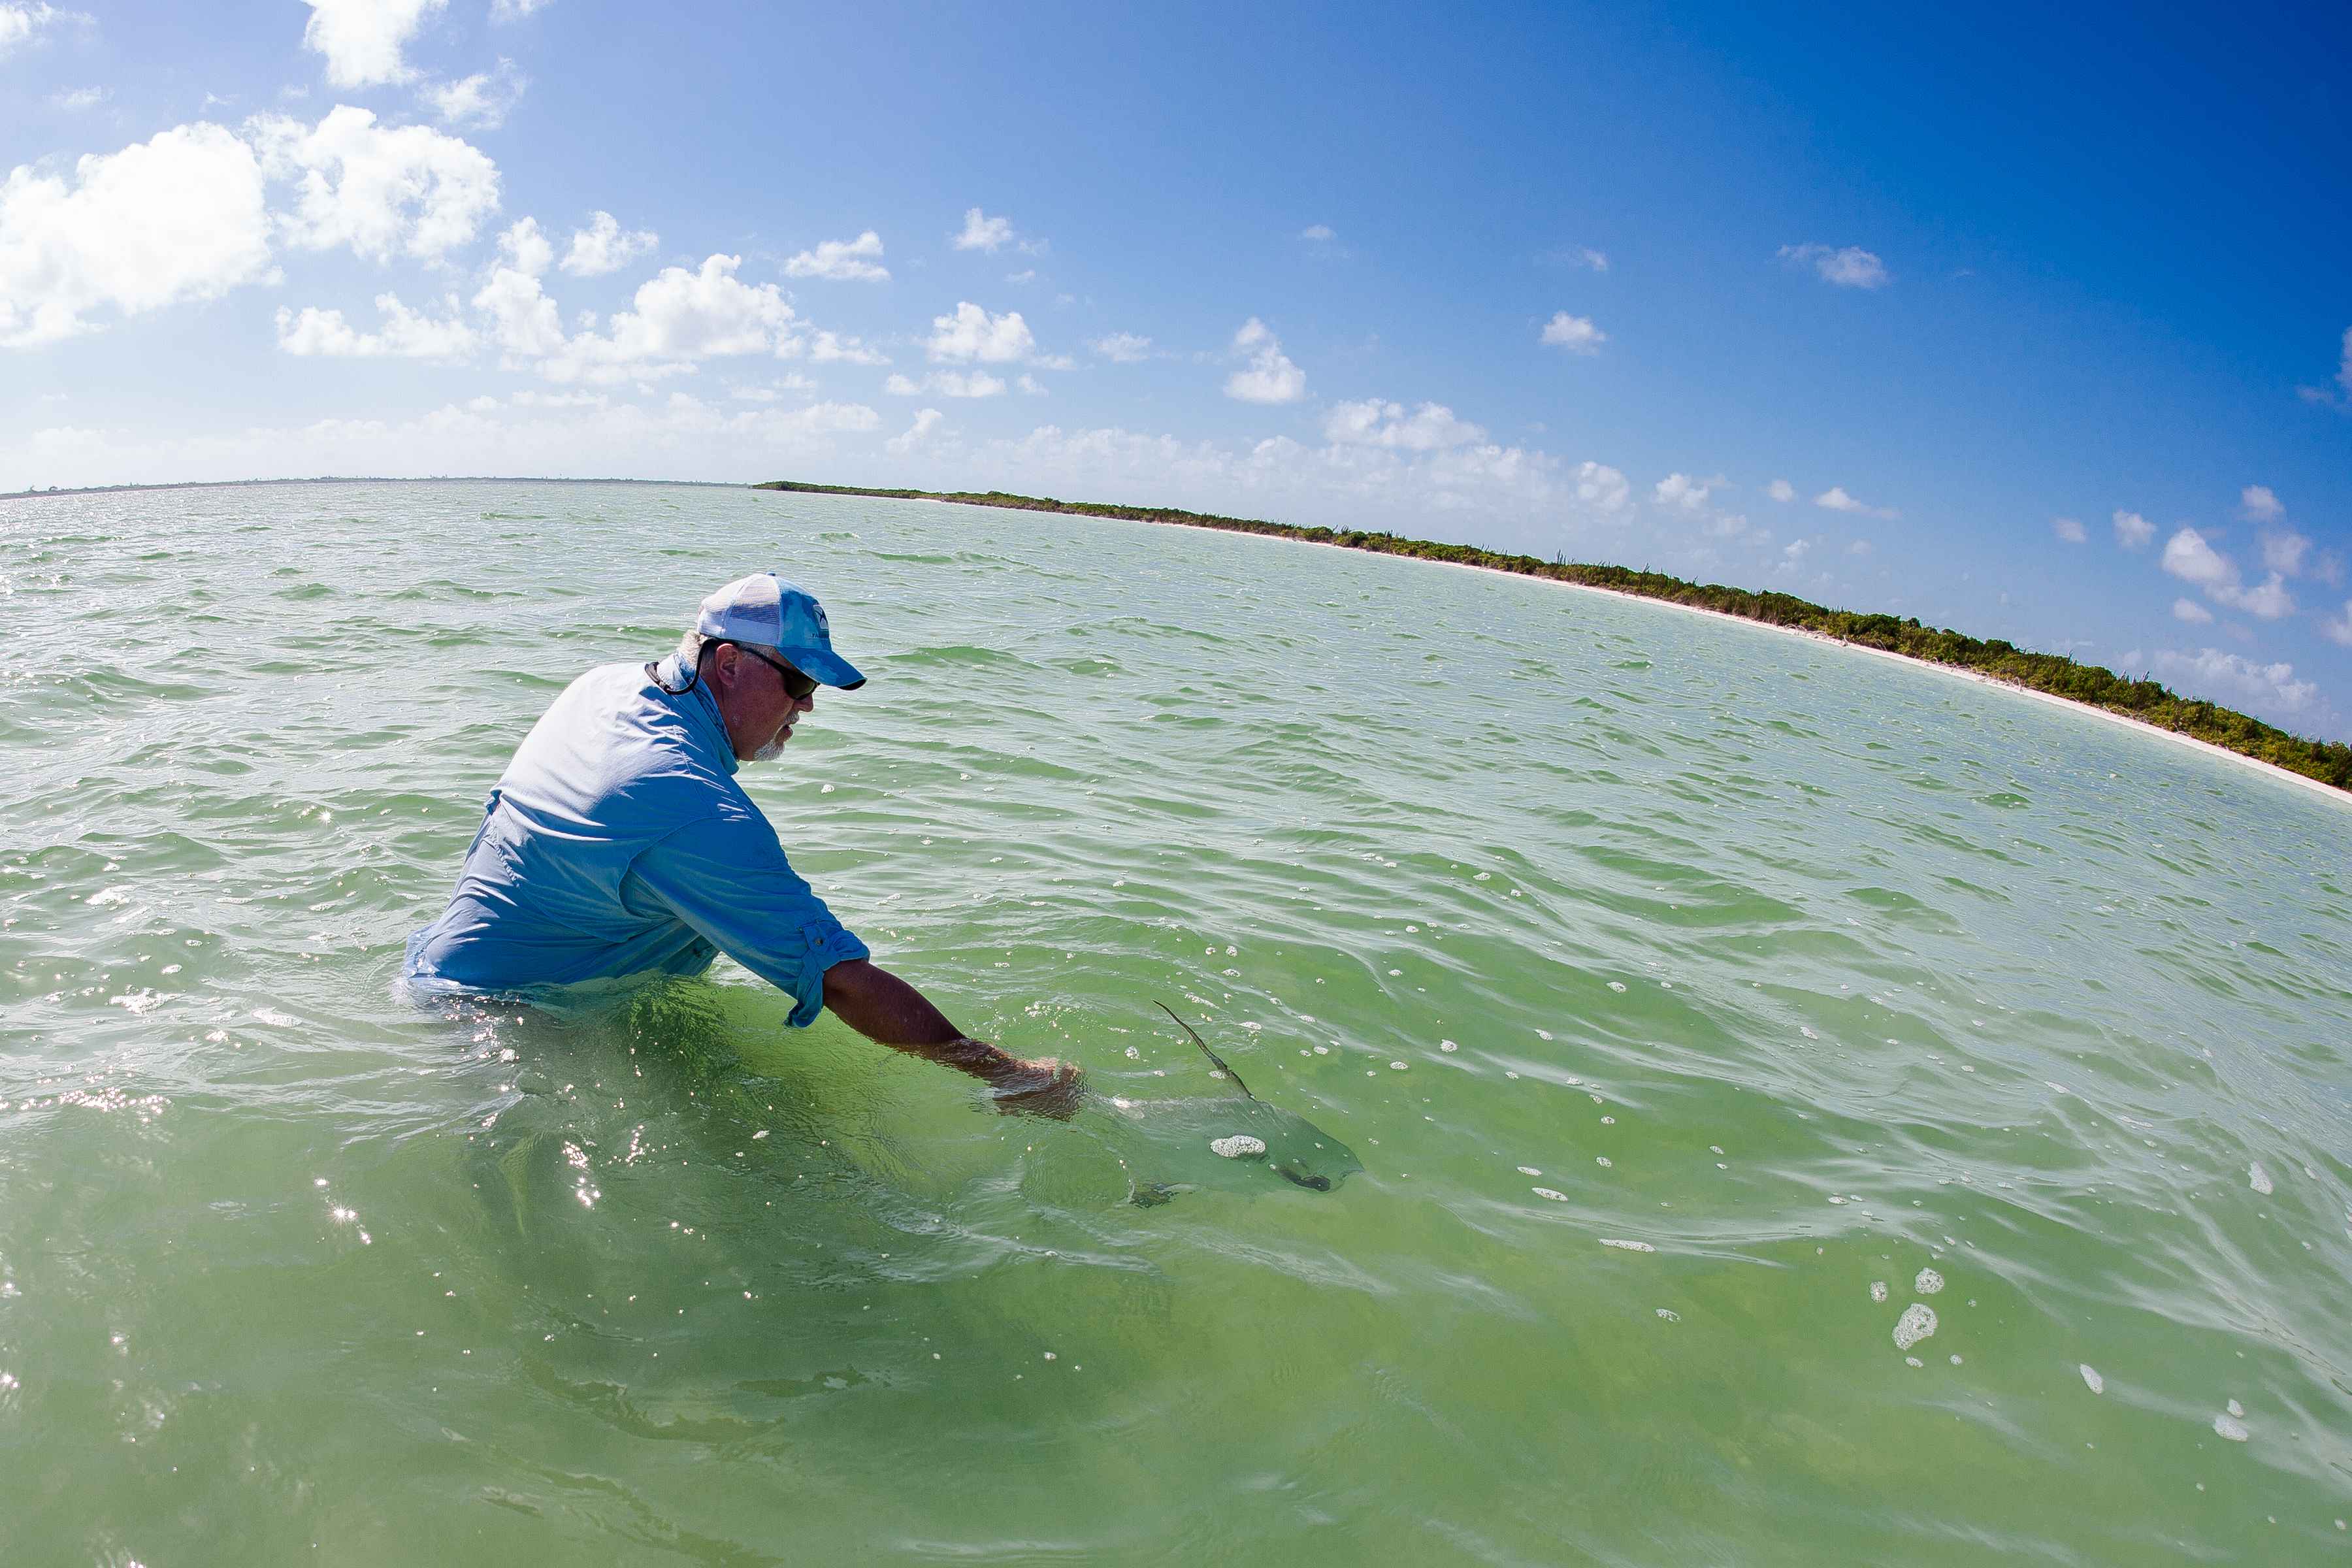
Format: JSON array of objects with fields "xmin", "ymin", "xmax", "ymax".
[{"xmin": 626, "ymin": 804, "xmax": 870, "ymax": 1026}]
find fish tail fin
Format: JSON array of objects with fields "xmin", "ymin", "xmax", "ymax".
[{"xmin": 1156, "ymin": 1001, "xmax": 1255, "ymax": 1100}]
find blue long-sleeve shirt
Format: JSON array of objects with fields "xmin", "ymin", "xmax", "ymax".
[{"xmin": 402, "ymin": 661, "xmax": 868, "ymax": 1024}]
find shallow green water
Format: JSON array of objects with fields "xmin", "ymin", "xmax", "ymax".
[{"xmin": 5, "ymin": 480, "xmax": 2349, "ymax": 1564}]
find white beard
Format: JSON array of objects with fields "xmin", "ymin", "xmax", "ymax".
[{"xmin": 751, "ymin": 727, "xmax": 791, "ymax": 762}]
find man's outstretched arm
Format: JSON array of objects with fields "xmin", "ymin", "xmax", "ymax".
[{"xmin": 821, "ymin": 958, "xmax": 1083, "ymax": 1115}]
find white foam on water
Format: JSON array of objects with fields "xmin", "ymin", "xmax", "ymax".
[
  {"xmin": 1655, "ymin": 1309, "xmax": 1679, "ymax": 1321},
  {"xmin": 1517, "ymin": 1166, "xmax": 1541, "ymax": 1176},
  {"xmin": 1800, "ymin": 1026, "xmax": 1818, "ymax": 1039},
  {"xmin": 1607, "ymin": 981, "xmax": 1626, "ymax": 992},
  {"xmin": 1209, "ymin": 1135, "xmax": 1266, "ymax": 1159},
  {"xmin": 1904, "ymin": 1356, "xmax": 1923, "ymax": 1368},
  {"xmin": 250, "ymin": 1007, "xmax": 299, "ymax": 1028},
  {"xmin": 1531, "ymin": 1187, "xmax": 1568, "ymax": 1202},
  {"xmin": 1595, "ymin": 1156, "xmax": 1612, "ymax": 1168},
  {"xmin": 1914, "ymin": 1268, "xmax": 1944, "ymax": 1295},
  {"xmin": 2248, "ymin": 1162, "xmax": 2273, "ymax": 1196},
  {"xmin": 1870, "ymin": 1281, "xmax": 1888, "ymax": 1303},
  {"xmin": 1439, "ymin": 1039, "xmax": 1458, "ymax": 1052},
  {"xmin": 1599, "ymin": 1238, "xmax": 1654, "ymax": 1252},
  {"xmin": 2213, "ymin": 1413, "xmax": 2249, "ymax": 1442},
  {"xmin": 1893, "ymin": 1303, "xmax": 1937, "ymax": 1350},
  {"xmin": 1537, "ymin": 1028, "xmax": 1554, "ymax": 1039},
  {"xmin": 2226, "ymin": 1397, "xmax": 2244, "ymax": 1417},
  {"xmin": 1313, "ymin": 1045, "xmax": 1328, "ymax": 1054},
  {"xmin": 1388, "ymin": 1061, "xmax": 1408, "ymax": 1071},
  {"xmin": 2080, "ymin": 1364, "xmax": 2104, "ymax": 1394}
]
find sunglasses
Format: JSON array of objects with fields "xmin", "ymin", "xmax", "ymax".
[{"xmin": 726, "ymin": 642, "xmax": 819, "ymax": 701}]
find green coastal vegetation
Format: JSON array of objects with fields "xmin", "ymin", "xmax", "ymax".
[{"xmin": 758, "ymin": 480, "xmax": 2352, "ymax": 794}]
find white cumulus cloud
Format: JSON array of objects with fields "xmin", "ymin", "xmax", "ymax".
[
  {"xmin": 536, "ymin": 253, "xmax": 796, "ymax": 384},
  {"xmin": 2260, "ymin": 529, "xmax": 2310, "ymax": 576},
  {"xmin": 488, "ymin": 0, "xmax": 552, "ymax": 19},
  {"xmin": 1766, "ymin": 478, "xmax": 1795, "ymax": 502},
  {"xmin": 1573, "ymin": 460, "xmax": 1630, "ymax": 517},
  {"xmin": 2112, "ymin": 508, "xmax": 2155, "ymax": 549},
  {"xmin": 301, "ymin": 0, "xmax": 446, "ymax": 89},
  {"xmin": 2323, "ymin": 601, "xmax": 2352, "ymax": 647},
  {"xmin": 951, "ymin": 206, "xmax": 1041, "ymax": 255},
  {"xmin": 1815, "ymin": 485, "xmax": 1899, "ymax": 520},
  {"xmin": 2238, "ymin": 484, "xmax": 2282, "ymax": 522},
  {"xmin": 801, "ymin": 329, "xmax": 886, "ymax": 365},
  {"xmin": 887, "ymin": 407, "xmax": 944, "ymax": 453},
  {"xmin": 2, "ymin": 5, "xmax": 76, "ymax": 58},
  {"xmin": 1654, "ymin": 472, "xmax": 1717, "ymax": 512},
  {"xmin": 470, "ymin": 219, "xmax": 563, "ymax": 356},
  {"xmin": 1091, "ymin": 332, "xmax": 1151, "ymax": 362},
  {"xmin": 783, "ymin": 229, "xmax": 887, "ymax": 283},
  {"xmin": 1779, "ymin": 244, "xmax": 1889, "ymax": 288},
  {"xmin": 2150, "ymin": 648, "xmax": 2317, "ymax": 715},
  {"xmin": 2163, "ymin": 525, "xmax": 2296, "ymax": 619},
  {"xmin": 2223, "ymin": 573, "xmax": 2295, "ymax": 619},
  {"xmin": 2052, "ymin": 516, "xmax": 2087, "ymax": 543},
  {"xmin": 886, "ymin": 370, "xmax": 1004, "ymax": 399},
  {"xmin": 497, "ymin": 214, "xmax": 551, "ymax": 276},
  {"xmin": 1539, "ymin": 311, "xmax": 1605, "ymax": 353},
  {"xmin": 927, "ymin": 300, "xmax": 1034, "ymax": 363},
  {"xmin": 559, "ymin": 209, "xmax": 657, "ymax": 276},
  {"xmin": 1224, "ymin": 316, "xmax": 1305, "ymax": 404},
  {"xmin": 0, "ymin": 122, "xmax": 274, "ymax": 348},
  {"xmin": 1300, "ymin": 223, "xmax": 1335, "ymax": 242},
  {"xmin": 952, "ymin": 207, "xmax": 1011, "ymax": 251},
  {"xmin": 1322, "ymin": 399, "xmax": 1485, "ymax": 451},
  {"xmin": 2160, "ymin": 525, "xmax": 2235, "ymax": 589},
  {"xmin": 2171, "ymin": 596, "xmax": 2213, "ymax": 625},
  {"xmin": 253, "ymin": 105, "xmax": 500, "ymax": 263},
  {"xmin": 275, "ymin": 291, "xmax": 475, "ymax": 359},
  {"xmin": 423, "ymin": 59, "xmax": 527, "ymax": 130}
]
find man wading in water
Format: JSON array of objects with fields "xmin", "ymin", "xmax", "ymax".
[{"xmin": 404, "ymin": 571, "xmax": 1083, "ymax": 1115}]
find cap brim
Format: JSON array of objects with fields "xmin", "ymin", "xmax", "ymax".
[{"xmin": 782, "ymin": 647, "xmax": 866, "ymax": 691}]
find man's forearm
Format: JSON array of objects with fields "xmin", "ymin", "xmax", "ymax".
[{"xmin": 821, "ymin": 958, "xmax": 1024, "ymax": 1083}]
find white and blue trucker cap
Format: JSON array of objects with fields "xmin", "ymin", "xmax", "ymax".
[{"xmin": 693, "ymin": 571, "xmax": 865, "ymax": 690}]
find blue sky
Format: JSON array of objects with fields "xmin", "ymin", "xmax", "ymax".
[{"xmin": 6, "ymin": 1, "xmax": 2350, "ymax": 736}]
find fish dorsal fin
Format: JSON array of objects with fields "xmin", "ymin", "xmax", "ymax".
[{"xmin": 1156, "ymin": 1002, "xmax": 1256, "ymax": 1100}]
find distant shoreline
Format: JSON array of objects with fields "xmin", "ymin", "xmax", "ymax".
[
  {"xmin": 16, "ymin": 474, "xmax": 2340, "ymax": 806},
  {"xmin": 0, "ymin": 475, "xmax": 743, "ymax": 504},
  {"xmin": 755, "ymin": 480, "xmax": 2352, "ymax": 805},
  {"xmin": 1469, "ymin": 558, "xmax": 2352, "ymax": 809}
]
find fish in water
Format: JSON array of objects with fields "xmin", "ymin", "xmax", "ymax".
[{"xmin": 1084, "ymin": 1005, "xmax": 1362, "ymax": 1205}]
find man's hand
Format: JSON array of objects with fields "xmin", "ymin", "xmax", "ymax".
[
  {"xmin": 822, "ymin": 958, "xmax": 1085, "ymax": 1116},
  {"xmin": 985, "ymin": 1055, "xmax": 1086, "ymax": 1119}
]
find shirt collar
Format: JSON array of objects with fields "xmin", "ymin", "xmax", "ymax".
[{"xmin": 646, "ymin": 656, "xmax": 741, "ymax": 777}]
